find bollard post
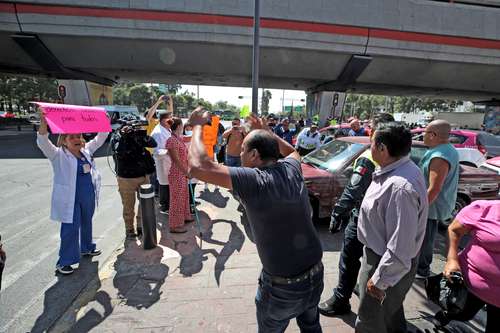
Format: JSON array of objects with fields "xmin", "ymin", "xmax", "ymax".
[{"xmin": 139, "ymin": 184, "xmax": 157, "ymax": 250}]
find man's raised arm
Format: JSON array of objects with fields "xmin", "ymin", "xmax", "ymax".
[
  {"xmin": 188, "ymin": 108, "xmax": 233, "ymax": 189},
  {"xmin": 247, "ymin": 115, "xmax": 300, "ymax": 161},
  {"xmin": 146, "ymin": 96, "xmax": 164, "ymax": 121}
]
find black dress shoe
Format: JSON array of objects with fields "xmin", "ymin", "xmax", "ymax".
[{"xmin": 318, "ymin": 297, "xmax": 351, "ymax": 317}]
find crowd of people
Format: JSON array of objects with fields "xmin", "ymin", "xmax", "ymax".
[{"xmin": 27, "ymin": 96, "xmax": 499, "ymax": 333}]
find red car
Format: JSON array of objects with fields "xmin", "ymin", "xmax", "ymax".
[
  {"xmin": 319, "ymin": 123, "xmax": 353, "ymax": 138},
  {"xmin": 412, "ymin": 128, "xmax": 500, "ymax": 158},
  {"xmin": 0, "ymin": 111, "xmax": 15, "ymax": 118},
  {"xmin": 301, "ymin": 136, "xmax": 500, "ymax": 222}
]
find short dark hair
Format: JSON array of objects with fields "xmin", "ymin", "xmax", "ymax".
[
  {"xmin": 168, "ymin": 117, "xmax": 183, "ymax": 132},
  {"xmin": 158, "ymin": 111, "xmax": 172, "ymax": 122},
  {"xmin": 374, "ymin": 122, "xmax": 411, "ymax": 158},
  {"xmin": 245, "ymin": 130, "xmax": 280, "ymax": 162},
  {"xmin": 371, "ymin": 113, "xmax": 394, "ymax": 128}
]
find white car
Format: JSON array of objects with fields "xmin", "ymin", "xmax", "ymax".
[
  {"xmin": 481, "ymin": 157, "xmax": 500, "ymax": 175},
  {"xmin": 456, "ymin": 147, "xmax": 487, "ymax": 168}
]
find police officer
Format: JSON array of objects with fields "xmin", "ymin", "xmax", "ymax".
[
  {"xmin": 318, "ymin": 113, "xmax": 394, "ymax": 317},
  {"xmin": 111, "ymin": 122, "xmax": 157, "ymax": 239},
  {"xmin": 295, "ymin": 123, "xmax": 321, "ymax": 156}
]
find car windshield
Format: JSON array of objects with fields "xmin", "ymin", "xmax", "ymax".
[
  {"xmin": 303, "ymin": 139, "xmax": 428, "ymax": 171},
  {"xmin": 303, "ymin": 140, "xmax": 366, "ymax": 171}
]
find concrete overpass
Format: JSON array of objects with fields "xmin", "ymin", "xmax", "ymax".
[{"xmin": 2, "ymin": 0, "xmax": 500, "ymax": 99}]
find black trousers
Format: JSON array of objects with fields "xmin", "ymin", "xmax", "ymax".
[
  {"xmin": 297, "ymin": 146, "xmax": 315, "ymax": 156},
  {"xmin": 445, "ymin": 290, "xmax": 500, "ymax": 333},
  {"xmin": 333, "ymin": 218, "xmax": 364, "ymax": 304},
  {"xmin": 159, "ymin": 184, "xmax": 170, "ymax": 211}
]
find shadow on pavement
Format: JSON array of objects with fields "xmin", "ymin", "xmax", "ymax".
[
  {"xmin": 31, "ymin": 259, "xmax": 100, "ymax": 333},
  {"xmin": 198, "ymin": 187, "xmax": 230, "ymax": 208},
  {"xmin": 64, "ymin": 241, "xmax": 168, "ymax": 332},
  {"xmin": 69, "ymin": 291, "xmax": 113, "ymax": 333},
  {"xmin": 112, "ymin": 241, "xmax": 168, "ymax": 309},
  {"xmin": 159, "ymin": 210, "xmax": 245, "ymax": 286}
]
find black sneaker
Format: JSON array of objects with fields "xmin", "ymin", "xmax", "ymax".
[
  {"xmin": 136, "ymin": 228, "xmax": 143, "ymax": 237},
  {"xmin": 432, "ymin": 311, "xmax": 451, "ymax": 328},
  {"xmin": 318, "ymin": 297, "xmax": 351, "ymax": 317},
  {"xmin": 126, "ymin": 230, "xmax": 137, "ymax": 240},
  {"xmin": 56, "ymin": 265, "xmax": 74, "ymax": 275},
  {"xmin": 82, "ymin": 249, "xmax": 102, "ymax": 257}
]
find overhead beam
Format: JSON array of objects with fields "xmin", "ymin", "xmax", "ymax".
[
  {"xmin": 10, "ymin": 33, "xmax": 115, "ymax": 86},
  {"xmin": 11, "ymin": 34, "xmax": 63, "ymax": 72},
  {"xmin": 308, "ymin": 54, "xmax": 372, "ymax": 94}
]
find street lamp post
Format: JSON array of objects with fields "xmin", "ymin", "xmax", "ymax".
[{"xmin": 251, "ymin": 0, "xmax": 260, "ymax": 115}]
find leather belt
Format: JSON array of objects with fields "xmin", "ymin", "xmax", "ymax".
[{"xmin": 268, "ymin": 261, "xmax": 323, "ymax": 285}]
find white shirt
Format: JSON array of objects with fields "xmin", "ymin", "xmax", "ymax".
[
  {"xmin": 150, "ymin": 123, "xmax": 172, "ymax": 185},
  {"xmin": 36, "ymin": 132, "xmax": 108, "ymax": 223},
  {"xmin": 150, "ymin": 123, "xmax": 171, "ymax": 156},
  {"xmin": 296, "ymin": 128, "xmax": 321, "ymax": 150}
]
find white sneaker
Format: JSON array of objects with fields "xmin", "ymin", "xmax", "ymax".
[{"xmin": 56, "ymin": 264, "xmax": 74, "ymax": 275}]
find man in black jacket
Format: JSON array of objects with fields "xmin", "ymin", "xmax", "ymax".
[
  {"xmin": 111, "ymin": 124, "xmax": 157, "ymax": 238},
  {"xmin": 318, "ymin": 113, "xmax": 394, "ymax": 317}
]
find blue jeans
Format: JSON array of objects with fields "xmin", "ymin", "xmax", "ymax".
[
  {"xmin": 333, "ymin": 218, "xmax": 363, "ymax": 304},
  {"xmin": 225, "ymin": 154, "xmax": 241, "ymax": 167},
  {"xmin": 417, "ymin": 219, "xmax": 439, "ymax": 277},
  {"xmin": 255, "ymin": 264, "xmax": 324, "ymax": 333}
]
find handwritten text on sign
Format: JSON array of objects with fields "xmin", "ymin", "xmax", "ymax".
[{"xmin": 33, "ymin": 102, "xmax": 112, "ymax": 134}]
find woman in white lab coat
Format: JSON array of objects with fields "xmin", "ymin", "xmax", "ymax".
[{"xmin": 36, "ymin": 113, "xmax": 108, "ymax": 275}]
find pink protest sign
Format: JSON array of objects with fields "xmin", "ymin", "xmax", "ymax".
[{"xmin": 33, "ymin": 102, "xmax": 112, "ymax": 134}]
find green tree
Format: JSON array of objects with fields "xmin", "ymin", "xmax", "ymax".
[
  {"xmin": 113, "ymin": 85, "xmax": 131, "ymax": 105},
  {"xmin": 261, "ymin": 90, "xmax": 272, "ymax": 115},
  {"xmin": 128, "ymin": 85, "xmax": 153, "ymax": 112},
  {"xmin": 196, "ymin": 98, "xmax": 213, "ymax": 111},
  {"xmin": 0, "ymin": 75, "xmax": 58, "ymax": 113},
  {"xmin": 164, "ymin": 84, "xmax": 181, "ymax": 95},
  {"xmin": 214, "ymin": 100, "xmax": 229, "ymax": 110}
]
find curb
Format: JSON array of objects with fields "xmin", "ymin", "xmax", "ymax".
[{"xmin": 49, "ymin": 243, "xmax": 124, "ymax": 333}]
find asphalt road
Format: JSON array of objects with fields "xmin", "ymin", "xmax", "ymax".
[{"xmin": 0, "ymin": 130, "xmax": 124, "ymax": 333}]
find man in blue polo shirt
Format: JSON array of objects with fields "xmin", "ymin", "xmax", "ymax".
[
  {"xmin": 274, "ymin": 118, "xmax": 296, "ymax": 145},
  {"xmin": 348, "ymin": 119, "xmax": 366, "ymax": 136},
  {"xmin": 417, "ymin": 119, "xmax": 459, "ymax": 278}
]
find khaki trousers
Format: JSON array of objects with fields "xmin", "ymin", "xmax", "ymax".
[{"xmin": 117, "ymin": 176, "xmax": 149, "ymax": 232}]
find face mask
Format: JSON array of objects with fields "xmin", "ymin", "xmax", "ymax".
[{"xmin": 184, "ymin": 130, "xmax": 193, "ymax": 136}]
